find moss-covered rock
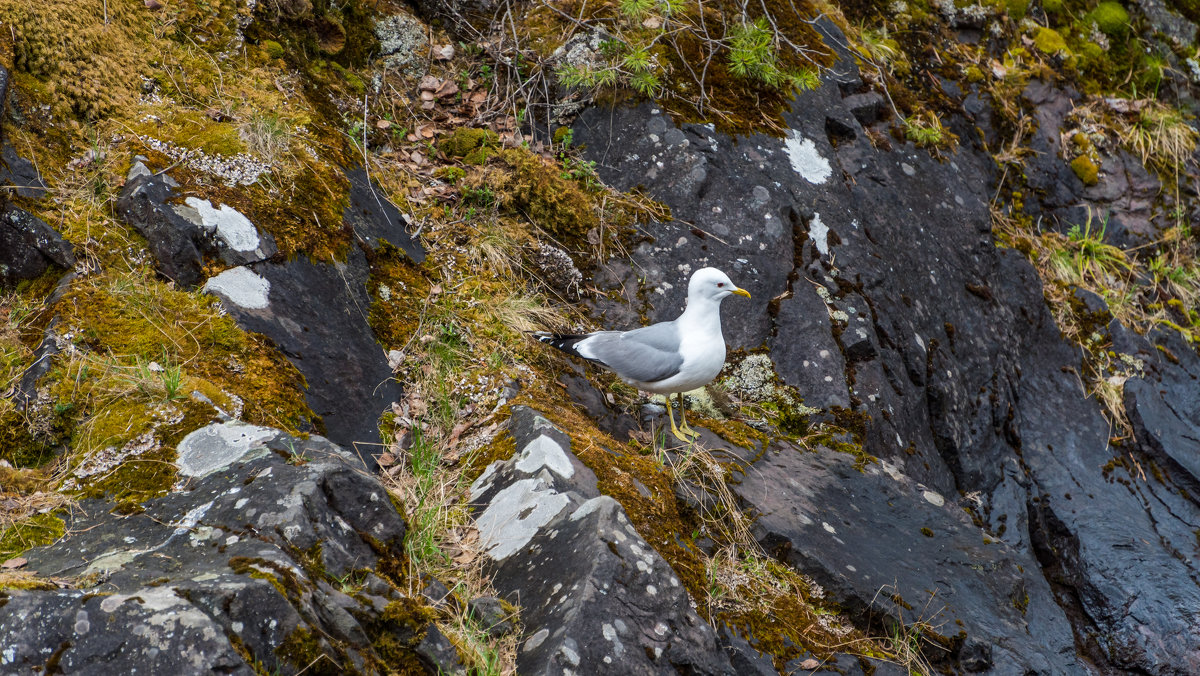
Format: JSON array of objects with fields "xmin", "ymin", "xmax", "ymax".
[
  {"xmin": 1087, "ymin": 2, "xmax": 1130, "ymax": 37},
  {"xmin": 1033, "ymin": 27, "xmax": 1069, "ymax": 55},
  {"xmin": 0, "ymin": 512, "xmax": 65, "ymax": 562},
  {"xmin": 438, "ymin": 128, "xmax": 499, "ymax": 165}
]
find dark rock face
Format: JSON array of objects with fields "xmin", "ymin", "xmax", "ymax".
[
  {"xmin": 0, "ymin": 205, "xmax": 74, "ymax": 288},
  {"xmin": 204, "ymin": 252, "xmax": 401, "ymax": 462},
  {"xmin": 1019, "ymin": 80, "xmax": 1163, "ymax": 246},
  {"xmin": 719, "ymin": 435, "xmax": 1078, "ymax": 672},
  {"xmin": 114, "ymin": 165, "xmax": 279, "ymax": 288},
  {"xmin": 195, "ymin": 168, "xmax": 424, "ymax": 461},
  {"xmin": 1, "ymin": 422, "xmax": 425, "ymax": 675},
  {"xmin": 345, "ymin": 166, "xmax": 425, "ymax": 264},
  {"xmin": 469, "ymin": 406, "xmax": 734, "ymax": 675},
  {"xmin": 0, "ymin": 142, "xmax": 49, "ymax": 199},
  {"xmin": 115, "ymin": 171, "xmax": 206, "ymax": 287},
  {"xmin": 572, "ymin": 28, "xmax": 1200, "ymax": 673}
]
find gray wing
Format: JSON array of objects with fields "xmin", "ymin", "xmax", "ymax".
[{"xmin": 579, "ymin": 322, "xmax": 683, "ymax": 383}]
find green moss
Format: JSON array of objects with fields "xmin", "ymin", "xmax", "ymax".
[
  {"xmin": 439, "ymin": 128, "xmax": 499, "ymax": 165},
  {"xmin": 369, "ymin": 598, "xmax": 435, "ymax": 669},
  {"xmin": 434, "ymin": 166, "xmax": 466, "ymax": 184},
  {"xmin": 920, "ymin": 527, "xmax": 935, "ymax": 537},
  {"xmin": 73, "ymin": 398, "xmax": 215, "ymax": 507},
  {"xmin": 1086, "ymin": 2, "xmax": 1130, "ymax": 37},
  {"xmin": 0, "ymin": 403, "xmax": 61, "ymax": 468},
  {"xmin": 232, "ymin": 160, "xmax": 352, "ymax": 260},
  {"xmin": 276, "ymin": 626, "xmax": 342, "ymax": 675},
  {"xmin": 1005, "ymin": 0, "xmax": 1031, "ymax": 19},
  {"xmin": 366, "ymin": 243, "xmax": 432, "ymax": 350},
  {"xmin": 134, "ymin": 110, "xmax": 246, "ymax": 156},
  {"xmin": 0, "ymin": 465, "xmax": 46, "ymax": 494},
  {"xmin": 0, "ymin": 0, "xmax": 152, "ymax": 120},
  {"xmin": 1137, "ymin": 53, "xmax": 1167, "ymax": 91},
  {"xmin": 1043, "ymin": 0, "xmax": 1064, "ymax": 13},
  {"xmin": 698, "ymin": 417, "xmax": 769, "ymax": 450},
  {"xmin": 1012, "ymin": 590, "xmax": 1030, "ymax": 613},
  {"xmin": 262, "ymin": 40, "xmax": 285, "ymax": 59},
  {"xmin": 1070, "ymin": 155, "xmax": 1100, "ymax": 186},
  {"xmin": 0, "ymin": 512, "xmax": 66, "ymax": 562},
  {"xmin": 474, "ymin": 148, "xmax": 604, "ymax": 250},
  {"xmin": 1032, "ymin": 27, "xmax": 1069, "ymax": 55}
]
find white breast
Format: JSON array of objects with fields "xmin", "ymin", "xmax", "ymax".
[{"xmin": 638, "ymin": 313, "xmax": 726, "ymax": 394}]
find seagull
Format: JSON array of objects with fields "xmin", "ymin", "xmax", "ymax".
[{"xmin": 533, "ymin": 267, "xmax": 750, "ymax": 443}]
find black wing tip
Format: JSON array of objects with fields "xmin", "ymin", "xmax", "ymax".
[{"xmin": 529, "ymin": 331, "xmax": 592, "ymax": 358}]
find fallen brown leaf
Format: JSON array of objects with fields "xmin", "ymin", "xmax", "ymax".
[
  {"xmin": 447, "ymin": 419, "xmax": 473, "ymax": 448},
  {"xmin": 2, "ymin": 557, "xmax": 28, "ymax": 569}
]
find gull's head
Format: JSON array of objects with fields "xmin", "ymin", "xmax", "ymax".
[{"xmin": 688, "ymin": 267, "xmax": 751, "ymax": 303}]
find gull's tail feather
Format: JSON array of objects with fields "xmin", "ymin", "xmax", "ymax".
[{"xmin": 529, "ymin": 331, "xmax": 596, "ymax": 362}]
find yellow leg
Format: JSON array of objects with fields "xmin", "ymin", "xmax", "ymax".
[
  {"xmin": 677, "ymin": 392, "xmax": 700, "ymax": 438},
  {"xmin": 665, "ymin": 396, "xmax": 693, "ymax": 444}
]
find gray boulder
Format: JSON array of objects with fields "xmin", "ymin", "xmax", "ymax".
[
  {"xmin": 469, "ymin": 406, "xmax": 735, "ymax": 675},
  {"xmin": 0, "ymin": 422, "xmax": 437, "ymax": 675}
]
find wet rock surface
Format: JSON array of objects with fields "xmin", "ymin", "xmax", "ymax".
[
  {"xmin": 719, "ymin": 435, "xmax": 1079, "ymax": 672},
  {"xmin": 468, "ymin": 406, "xmax": 735, "ymax": 675},
  {"xmin": 573, "ymin": 32, "xmax": 1200, "ymax": 673},
  {"xmin": 201, "ymin": 168, "xmax": 424, "ymax": 461},
  {"xmin": 205, "ymin": 253, "xmax": 401, "ymax": 461},
  {"xmin": 0, "ymin": 205, "xmax": 74, "ymax": 288},
  {"xmin": 0, "ymin": 423, "xmax": 433, "ymax": 675}
]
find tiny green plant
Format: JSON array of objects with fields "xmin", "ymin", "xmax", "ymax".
[
  {"xmin": 1053, "ymin": 211, "xmax": 1132, "ymax": 285},
  {"xmin": 284, "ymin": 438, "xmax": 309, "ymax": 465},
  {"xmin": 903, "ymin": 113, "xmax": 951, "ymax": 149}
]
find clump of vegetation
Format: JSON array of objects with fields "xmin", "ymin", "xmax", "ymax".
[
  {"xmin": 1033, "ymin": 27, "xmax": 1069, "ymax": 56},
  {"xmin": 542, "ymin": 0, "xmax": 831, "ymax": 134},
  {"xmin": 1086, "ymin": 2, "xmax": 1130, "ymax": 37},
  {"xmin": 903, "ymin": 111, "xmax": 956, "ymax": 151},
  {"xmin": 1121, "ymin": 102, "xmax": 1199, "ymax": 175},
  {"xmin": 0, "ymin": 0, "xmax": 151, "ymax": 119},
  {"xmin": 1070, "ymin": 154, "xmax": 1100, "ymax": 186}
]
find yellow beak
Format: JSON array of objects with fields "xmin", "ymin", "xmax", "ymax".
[{"xmin": 731, "ymin": 288, "xmax": 751, "ymax": 298}]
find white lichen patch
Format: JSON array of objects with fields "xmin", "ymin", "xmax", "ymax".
[
  {"xmin": 514, "ymin": 434, "xmax": 575, "ymax": 478},
  {"xmin": 176, "ymin": 421, "xmax": 277, "ymax": 477},
  {"xmin": 138, "ymin": 136, "xmax": 270, "ymax": 186},
  {"xmin": 809, "ymin": 212, "xmax": 830, "ymax": 256},
  {"xmin": 203, "ymin": 266, "xmax": 271, "ymax": 310},
  {"xmin": 67, "ymin": 431, "xmax": 159, "ymax": 481},
  {"xmin": 475, "ymin": 478, "xmax": 569, "ymax": 561},
  {"xmin": 922, "ymin": 490, "xmax": 945, "ymax": 507},
  {"xmin": 181, "ymin": 197, "xmax": 261, "ymax": 252},
  {"xmin": 783, "ymin": 130, "xmax": 832, "ymax": 184},
  {"xmin": 569, "ymin": 495, "xmax": 613, "ymax": 522}
]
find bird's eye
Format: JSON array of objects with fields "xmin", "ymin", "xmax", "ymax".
[{"xmin": 717, "ymin": 282, "xmax": 725, "ymax": 287}]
